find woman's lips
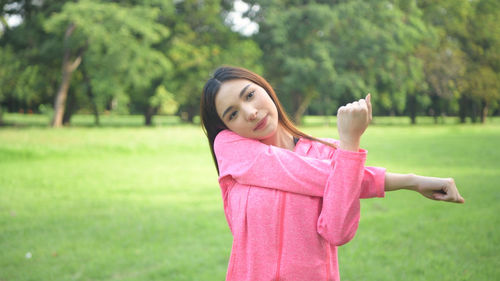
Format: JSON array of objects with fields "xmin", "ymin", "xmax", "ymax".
[{"xmin": 254, "ymin": 115, "xmax": 268, "ymax": 131}]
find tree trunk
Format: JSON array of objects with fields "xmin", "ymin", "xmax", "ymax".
[
  {"xmin": 180, "ymin": 105, "xmax": 197, "ymax": 123},
  {"xmin": 293, "ymin": 92, "xmax": 314, "ymax": 125},
  {"xmin": 481, "ymin": 100, "xmax": 488, "ymax": 124},
  {"xmin": 144, "ymin": 106, "xmax": 157, "ymax": 126},
  {"xmin": 51, "ymin": 23, "xmax": 84, "ymax": 128},
  {"xmin": 430, "ymin": 94, "xmax": 441, "ymax": 124},
  {"xmin": 407, "ymin": 94, "xmax": 417, "ymax": 125},
  {"xmin": 62, "ymin": 89, "xmax": 76, "ymax": 125},
  {"xmin": 458, "ymin": 95, "xmax": 467, "ymax": 123},
  {"xmin": 82, "ymin": 63, "xmax": 100, "ymax": 126},
  {"xmin": 470, "ymin": 99, "xmax": 478, "ymax": 123}
]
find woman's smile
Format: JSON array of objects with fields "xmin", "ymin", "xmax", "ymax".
[{"xmin": 253, "ymin": 114, "xmax": 268, "ymax": 131}]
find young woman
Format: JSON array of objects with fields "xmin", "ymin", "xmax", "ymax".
[{"xmin": 200, "ymin": 66, "xmax": 464, "ymax": 281}]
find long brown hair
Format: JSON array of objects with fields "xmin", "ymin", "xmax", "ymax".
[{"xmin": 200, "ymin": 66, "xmax": 335, "ymax": 174}]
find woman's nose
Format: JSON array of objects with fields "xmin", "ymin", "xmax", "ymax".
[{"xmin": 245, "ymin": 106, "xmax": 258, "ymax": 121}]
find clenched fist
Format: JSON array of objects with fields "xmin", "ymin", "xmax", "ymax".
[
  {"xmin": 414, "ymin": 176, "xmax": 465, "ymax": 203},
  {"xmin": 337, "ymin": 94, "xmax": 373, "ymax": 151}
]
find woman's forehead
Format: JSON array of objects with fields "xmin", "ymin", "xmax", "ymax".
[
  {"xmin": 217, "ymin": 79, "xmax": 251, "ymax": 102},
  {"xmin": 219, "ymin": 79, "xmax": 251, "ymax": 94}
]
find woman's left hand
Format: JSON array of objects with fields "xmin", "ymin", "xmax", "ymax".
[{"xmin": 414, "ymin": 175, "xmax": 465, "ymax": 203}]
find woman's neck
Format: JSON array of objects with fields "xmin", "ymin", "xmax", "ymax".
[{"xmin": 260, "ymin": 126, "xmax": 295, "ymax": 151}]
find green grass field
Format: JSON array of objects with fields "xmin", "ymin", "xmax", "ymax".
[{"xmin": 1, "ymin": 114, "xmax": 499, "ymax": 281}]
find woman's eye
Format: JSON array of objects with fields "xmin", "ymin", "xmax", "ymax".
[
  {"xmin": 229, "ymin": 111, "xmax": 238, "ymax": 120},
  {"xmin": 247, "ymin": 91, "xmax": 254, "ymax": 99}
]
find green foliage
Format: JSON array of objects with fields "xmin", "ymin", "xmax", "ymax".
[
  {"xmin": 466, "ymin": 66, "xmax": 500, "ymax": 109},
  {"xmin": 332, "ymin": 1, "xmax": 429, "ymax": 114},
  {"xmin": 44, "ymin": 0, "xmax": 173, "ymax": 116},
  {"xmin": 0, "ymin": 0, "xmax": 65, "ymax": 111},
  {"xmin": 251, "ymin": 0, "xmax": 430, "ymax": 119},
  {"xmin": 0, "ymin": 46, "xmax": 18, "ymax": 102},
  {"xmin": 253, "ymin": 2, "xmax": 337, "ymax": 118},
  {"xmin": 462, "ymin": 0, "xmax": 500, "ymax": 109},
  {"xmin": 0, "ymin": 35, "xmax": 55, "ymax": 109},
  {"xmin": 163, "ymin": 0, "xmax": 262, "ymax": 121},
  {"xmin": 1, "ymin": 0, "xmax": 499, "ymax": 123},
  {"xmin": 417, "ymin": 0, "xmax": 500, "ymax": 120},
  {"xmin": 149, "ymin": 85, "xmax": 179, "ymax": 115}
]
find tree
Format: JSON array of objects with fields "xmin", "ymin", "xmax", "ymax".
[
  {"xmin": 417, "ymin": 0, "xmax": 472, "ymax": 123},
  {"xmin": 161, "ymin": 0, "xmax": 262, "ymax": 122},
  {"xmin": 50, "ymin": 22, "xmax": 83, "ymax": 127},
  {"xmin": 0, "ymin": 0, "xmax": 66, "ymax": 122},
  {"xmin": 462, "ymin": 0, "xmax": 500, "ymax": 123},
  {"xmin": 415, "ymin": 42, "xmax": 466, "ymax": 123},
  {"xmin": 0, "ymin": 46, "xmax": 19, "ymax": 124},
  {"xmin": 331, "ymin": 0, "xmax": 428, "ymax": 119},
  {"xmin": 248, "ymin": 0, "xmax": 428, "ymax": 122},
  {"xmin": 418, "ymin": 0, "xmax": 500, "ymax": 123},
  {"xmin": 44, "ymin": 0, "xmax": 172, "ymax": 126},
  {"xmin": 1, "ymin": 0, "xmax": 262, "ymax": 126},
  {"xmin": 248, "ymin": 1, "xmax": 337, "ymax": 123}
]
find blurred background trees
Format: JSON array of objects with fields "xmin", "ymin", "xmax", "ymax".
[{"xmin": 0, "ymin": 0, "xmax": 498, "ymax": 126}]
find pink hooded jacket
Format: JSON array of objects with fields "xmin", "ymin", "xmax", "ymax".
[{"xmin": 214, "ymin": 130, "xmax": 385, "ymax": 281}]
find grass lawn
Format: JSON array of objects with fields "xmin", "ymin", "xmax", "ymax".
[{"xmin": 0, "ymin": 114, "xmax": 499, "ymax": 280}]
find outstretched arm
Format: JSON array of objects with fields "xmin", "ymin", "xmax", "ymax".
[{"xmin": 384, "ymin": 172, "xmax": 465, "ymax": 203}]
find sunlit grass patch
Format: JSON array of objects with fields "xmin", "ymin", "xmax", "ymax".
[{"xmin": 0, "ymin": 119, "xmax": 499, "ymax": 280}]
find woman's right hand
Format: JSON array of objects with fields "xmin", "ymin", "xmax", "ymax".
[{"xmin": 337, "ymin": 94, "xmax": 372, "ymax": 152}]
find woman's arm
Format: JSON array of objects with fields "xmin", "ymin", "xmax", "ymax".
[
  {"xmin": 316, "ymin": 95, "xmax": 373, "ymax": 246},
  {"xmin": 384, "ymin": 172, "xmax": 465, "ymax": 203},
  {"xmin": 215, "ymin": 129, "xmax": 385, "ymax": 198},
  {"xmin": 316, "ymin": 148, "xmax": 366, "ymax": 246},
  {"xmin": 215, "ymin": 129, "xmax": 334, "ymax": 197}
]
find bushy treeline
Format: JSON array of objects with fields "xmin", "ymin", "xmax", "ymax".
[{"xmin": 0, "ymin": 0, "xmax": 498, "ymax": 126}]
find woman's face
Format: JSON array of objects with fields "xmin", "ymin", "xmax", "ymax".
[{"xmin": 215, "ymin": 79, "xmax": 279, "ymax": 140}]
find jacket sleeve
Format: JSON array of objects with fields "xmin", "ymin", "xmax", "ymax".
[
  {"xmin": 359, "ymin": 166, "xmax": 386, "ymax": 198},
  {"xmin": 214, "ymin": 130, "xmax": 331, "ymax": 197},
  {"xmin": 318, "ymin": 138, "xmax": 385, "ymax": 199},
  {"xmin": 214, "ymin": 130, "xmax": 385, "ymax": 198},
  {"xmin": 215, "ymin": 130, "xmax": 381, "ymax": 245},
  {"xmin": 316, "ymin": 148, "xmax": 366, "ymax": 246}
]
